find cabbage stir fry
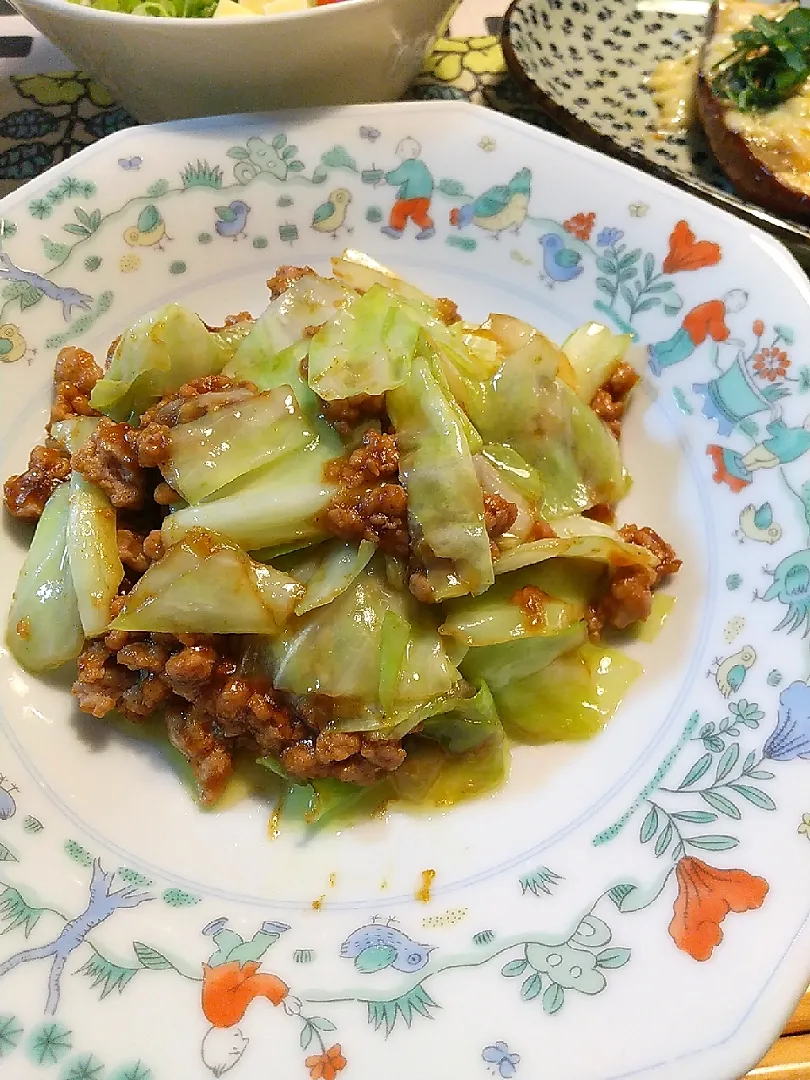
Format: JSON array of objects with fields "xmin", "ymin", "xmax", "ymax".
[{"xmin": 4, "ymin": 252, "xmax": 680, "ymax": 825}]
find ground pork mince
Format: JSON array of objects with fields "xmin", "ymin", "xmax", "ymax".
[{"xmin": 3, "ymin": 265, "xmax": 681, "ymax": 810}]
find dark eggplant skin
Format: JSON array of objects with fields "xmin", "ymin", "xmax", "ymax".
[{"xmin": 697, "ymin": 0, "xmax": 810, "ymax": 224}]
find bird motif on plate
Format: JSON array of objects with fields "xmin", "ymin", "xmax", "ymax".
[
  {"xmin": 124, "ymin": 204, "xmax": 170, "ymax": 250},
  {"xmin": 311, "ymin": 189, "xmax": 352, "ymax": 238},
  {"xmin": 215, "ymin": 200, "xmax": 251, "ymax": 241},
  {"xmin": 710, "ymin": 645, "xmax": 757, "ymax": 698},
  {"xmin": 735, "ymin": 502, "xmax": 782, "ymax": 545},
  {"xmin": 449, "ymin": 168, "xmax": 531, "ymax": 238},
  {"xmin": 538, "ymin": 232, "xmax": 583, "ymax": 285},
  {"xmin": 340, "ymin": 917, "xmax": 434, "ymax": 973}
]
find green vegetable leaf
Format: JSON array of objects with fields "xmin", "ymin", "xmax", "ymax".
[
  {"xmin": 67, "ymin": 473, "xmax": 124, "ymax": 638},
  {"xmin": 471, "ymin": 344, "xmax": 628, "ymax": 519},
  {"xmin": 163, "ymin": 386, "xmax": 316, "ymax": 504},
  {"xmin": 712, "ymin": 6, "xmax": 810, "ymax": 112},
  {"xmin": 269, "ymin": 555, "xmax": 460, "ymax": 722},
  {"xmin": 112, "ymin": 528, "xmax": 302, "ymax": 635},
  {"xmin": 388, "ymin": 351, "xmax": 493, "ymax": 597},
  {"xmin": 6, "ymin": 484, "xmax": 84, "ymax": 673},
  {"xmin": 91, "ymin": 303, "xmax": 239, "ymax": 422},
  {"xmin": 562, "ymin": 321, "xmax": 632, "ymax": 402},
  {"xmin": 162, "ymin": 438, "xmax": 338, "ymax": 552},
  {"xmin": 307, "ymin": 285, "xmax": 419, "ymax": 399}
]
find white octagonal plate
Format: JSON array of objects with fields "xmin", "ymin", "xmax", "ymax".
[{"xmin": 0, "ymin": 101, "xmax": 809, "ymax": 1080}]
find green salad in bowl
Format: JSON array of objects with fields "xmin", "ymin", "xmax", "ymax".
[
  {"xmin": 4, "ymin": 251, "xmax": 680, "ymax": 830},
  {"xmin": 68, "ymin": 0, "xmax": 341, "ymax": 19}
]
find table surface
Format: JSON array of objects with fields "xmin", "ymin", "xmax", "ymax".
[{"xmin": 0, "ymin": 0, "xmax": 808, "ymax": 1074}]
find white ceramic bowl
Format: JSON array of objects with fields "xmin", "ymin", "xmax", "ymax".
[{"xmin": 7, "ymin": 0, "xmax": 456, "ymax": 122}]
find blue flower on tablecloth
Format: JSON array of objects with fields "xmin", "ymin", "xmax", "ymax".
[
  {"xmin": 482, "ymin": 1042, "xmax": 520, "ymax": 1078},
  {"xmin": 84, "ymin": 107, "xmax": 136, "ymax": 140},
  {"xmin": 763, "ymin": 680, "xmax": 810, "ymax": 760},
  {"xmin": 596, "ymin": 226, "xmax": 623, "ymax": 247}
]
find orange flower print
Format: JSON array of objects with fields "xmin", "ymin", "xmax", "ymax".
[
  {"xmin": 752, "ymin": 319, "xmax": 765, "ymax": 337},
  {"xmin": 662, "ymin": 220, "xmax": 721, "ymax": 274},
  {"xmin": 753, "ymin": 346, "xmax": 790, "ymax": 381},
  {"xmin": 306, "ymin": 1043, "xmax": 347, "ymax": 1080},
  {"xmin": 563, "ymin": 212, "xmax": 595, "ymax": 242},
  {"xmin": 669, "ymin": 857, "xmax": 768, "ymax": 961}
]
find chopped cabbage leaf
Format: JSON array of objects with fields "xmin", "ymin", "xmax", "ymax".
[
  {"xmin": 90, "ymin": 304, "xmax": 237, "ymax": 422},
  {"xmin": 389, "ymin": 733, "xmax": 507, "ymax": 807},
  {"xmin": 225, "ymin": 336, "xmax": 317, "ymax": 415},
  {"xmin": 268, "ymin": 557, "xmax": 461, "ymax": 722},
  {"xmin": 421, "ymin": 680, "xmax": 501, "ymax": 753},
  {"xmin": 474, "ymin": 349, "xmax": 628, "ymax": 518},
  {"xmin": 6, "ymin": 483, "xmax": 84, "ymax": 672},
  {"xmin": 292, "ymin": 539, "xmax": 376, "ymax": 615},
  {"xmin": 230, "ymin": 273, "xmax": 351, "ymax": 364},
  {"xmin": 111, "ymin": 527, "xmax": 302, "ymax": 634},
  {"xmin": 256, "ymin": 759, "xmax": 390, "ymax": 830},
  {"xmin": 421, "ymin": 345, "xmax": 484, "ymax": 455},
  {"xmin": 161, "ymin": 437, "xmax": 338, "ymax": 551},
  {"xmin": 388, "ymin": 352, "xmax": 493, "ymax": 597},
  {"xmin": 562, "ymin": 322, "xmax": 632, "ymax": 404},
  {"xmin": 379, "ymin": 609, "xmax": 410, "ymax": 716},
  {"xmin": 307, "ymin": 284, "xmax": 419, "ymax": 400},
  {"xmin": 162, "ymin": 386, "xmax": 317, "ymax": 504},
  {"xmin": 298, "ymin": 777, "xmax": 390, "ymax": 827},
  {"xmin": 49, "ymin": 416, "xmax": 100, "ymax": 455},
  {"xmin": 460, "ymin": 622, "xmax": 588, "ymax": 692},
  {"xmin": 331, "ymin": 250, "xmax": 437, "ymax": 309},
  {"xmin": 495, "ymin": 642, "xmax": 642, "ymax": 742},
  {"xmin": 67, "ymin": 473, "xmax": 124, "ymax": 638},
  {"xmin": 550, "ymin": 514, "xmax": 619, "ymax": 540},
  {"xmin": 493, "ymin": 532, "xmax": 658, "ymax": 576},
  {"xmin": 483, "ymin": 313, "xmax": 578, "ymax": 390},
  {"xmin": 409, "ymin": 562, "xmax": 477, "ymax": 604},
  {"xmin": 441, "ymin": 560, "xmax": 603, "ymax": 647},
  {"xmin": 224, "ymin": 274, "xmax": 351, "ymax": 415},
  {"xmin": 474, "ymin": 452, "xmax": 536, "ymax": 548}
]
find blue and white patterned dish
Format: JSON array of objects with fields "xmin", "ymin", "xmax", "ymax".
[
  {"xmin": 1, "ymin": 101, "xmax": 810, "ymax": 1080},
  {"xmin": 502, "ymin": 0, "xmax": 810, "ymax": 268}
]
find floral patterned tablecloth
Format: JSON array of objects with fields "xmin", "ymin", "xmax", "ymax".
[{"xmin": 0, "ymin": 33, "xmax": 557, "ymax": 199}]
